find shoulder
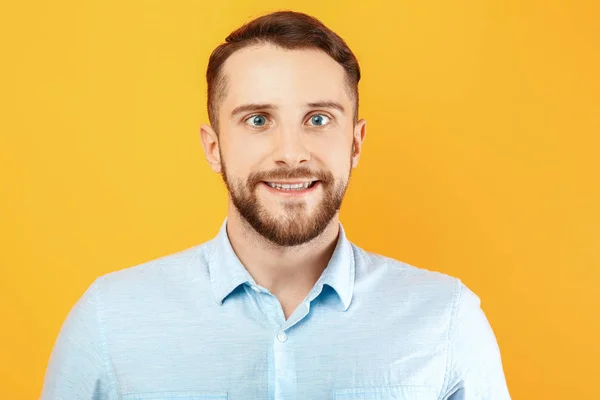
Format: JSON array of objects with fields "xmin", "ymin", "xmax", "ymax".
[
  {"xmin": 353, "ymin": 244, "xmax": 464, "ymax": 295},
  {"xmin": 351, "ymin": 244, "xmax": 474, "ymax": 318},
  {"xmin": 91, "ymin": 240, "xmax": 213, "ymax": 306}
]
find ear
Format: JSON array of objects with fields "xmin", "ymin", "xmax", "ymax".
[
  {"xmin": 351, "ymin": 118, "xmax": 367, "ymax": 169},
  {"xmin": 199, "ymin": 124, "xmax": 222, "ymax": 173}
]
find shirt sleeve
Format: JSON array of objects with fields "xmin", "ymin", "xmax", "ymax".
[
  {"xmin": 41, "ymin": 279, "xmax": 119, "ymax": 400},
  {"xmin": 441, "ymin": 281, "xmax": 511, "ymax": 399}
]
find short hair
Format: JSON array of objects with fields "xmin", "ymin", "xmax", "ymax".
[{"xmin": 206, "ymin": 10, "xmax": 361, "ymax": 133}]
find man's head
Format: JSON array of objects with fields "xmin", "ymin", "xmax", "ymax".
[{"xmin": 200, "ymin": 11, "xmax": 367, "ymax": 247}]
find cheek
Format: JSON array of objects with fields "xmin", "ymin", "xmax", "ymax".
[
  {"xmin": 314, "ymin": 136, "xmax": 353, "ymax": 171},
  {"xmin": 221, "ymin": 132, "xmax": 269, "ymax": 174}
]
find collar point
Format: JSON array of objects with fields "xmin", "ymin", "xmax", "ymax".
[{"xmin": 213, "ymin": 296, "xmax": 224, "ymax": 306}]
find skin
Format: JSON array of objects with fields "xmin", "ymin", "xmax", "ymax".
[{"xmin": 200, "ymin": 43, "xmax": 367, "ymax": 319}]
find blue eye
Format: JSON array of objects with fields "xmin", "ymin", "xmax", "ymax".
[
  {"xmin": 309, "ymin": 114, "xmax": 330, "ymax": 126},
  {"xmin": 246, "ymin": 115, "xmax": 267, "ymax": 127}
]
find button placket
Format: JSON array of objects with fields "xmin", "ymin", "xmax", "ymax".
[{"xmin": 273, "ymin": 328, "xmax": 296, "ymax": 399}]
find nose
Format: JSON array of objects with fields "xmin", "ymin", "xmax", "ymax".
[{"xmin": 271, "ymin": 126, "xmax": 310, "ymax": 167}]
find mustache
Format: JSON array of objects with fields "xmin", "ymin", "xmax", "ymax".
[{"xmin": 247, "ymin": 167, "xmax": 334, "ymax": 187}]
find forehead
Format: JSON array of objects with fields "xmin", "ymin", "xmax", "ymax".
[{"xmin": 219, "ymin": 44, "xmax": 350, "ymax": 111}]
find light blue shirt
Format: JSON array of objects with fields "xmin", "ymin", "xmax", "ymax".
[{"xmin": 42, "ymin": 220, "xmax": 511, "ymax": 399}]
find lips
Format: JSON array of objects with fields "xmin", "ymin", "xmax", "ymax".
[
  {"xmin": 264, "ymin": 181, "xmax": 318, "ymax": 190},
  {"xmin": 260, "ymin": 180, "xmax": 321, "ymax": 196}
]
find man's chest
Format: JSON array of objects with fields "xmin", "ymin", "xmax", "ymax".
[{"xmin": 107, "ymin": 310, "xmax": 448, "ymax": 400}]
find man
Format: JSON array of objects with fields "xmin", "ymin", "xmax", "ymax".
[{"xmin": 42, "ymin": 10, "xmax": 511, "ymax": 400}]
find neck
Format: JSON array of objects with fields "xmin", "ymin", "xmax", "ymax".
[{"xmin": 225, "ymin": 203, "xmax": 340, "ymax": 303}]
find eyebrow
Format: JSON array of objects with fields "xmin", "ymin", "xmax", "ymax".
[
  {"xmin": 308, "ymin": 101, "xmax": 346, "ymax": 114},
  {"xmin": 229, "ymin": 101, "xmax": 346, "ymax": 119}
]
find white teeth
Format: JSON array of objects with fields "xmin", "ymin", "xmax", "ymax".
[{"xmin": 266, "ymin": 181, "xmax": 312, "ymax": 190}]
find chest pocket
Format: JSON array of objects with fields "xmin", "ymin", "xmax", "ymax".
[
  {"xmin": 123, "ymin": 392, "xmax": 228, "ymax": 400},
  {"xmin": 333, "ymin": 385, "xmax": 438, "ymax": 400}
]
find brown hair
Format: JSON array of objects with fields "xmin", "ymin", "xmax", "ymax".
[{"xmin": 206, "ymin": 10, "xmax": 361, "ymax": 133}]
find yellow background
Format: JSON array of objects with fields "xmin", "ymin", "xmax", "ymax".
[{"xmin": 1, "ymin": 0, "xmax": 599, "ymax": 398}]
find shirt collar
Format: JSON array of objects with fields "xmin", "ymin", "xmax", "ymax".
[{"xmin": 207, "ymin": 218, "xmax": 355, "ymax": 311}]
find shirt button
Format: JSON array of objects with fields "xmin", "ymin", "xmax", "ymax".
[{"xmin": 276, "ymin": 331, "xmax": 288, "ymax": 343}]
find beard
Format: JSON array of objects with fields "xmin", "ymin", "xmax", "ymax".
[{"xmin": 220, "ymin": 162, "xmax": 350, "ymax": 247}]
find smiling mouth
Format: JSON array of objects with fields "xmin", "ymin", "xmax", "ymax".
[{"xmin": 262, "ymin": 181, "xmax": 319, "ymax": 191}]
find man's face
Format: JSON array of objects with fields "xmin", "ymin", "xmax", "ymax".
[{"xmin": 209, "ymin": 44, "xmax": 365, "ymax": 246}]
